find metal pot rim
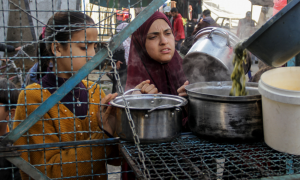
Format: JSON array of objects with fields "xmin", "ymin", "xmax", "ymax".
[
  {"xmin": 184, "ymin": 51, "xmax": 229, "ymax": 70},
  {"xmin": 110, "ymin": 94, "xmax": 188, "ymax": 109},
  {"xmin": 185, "ymin": 81, "xmax": 261, "ymax": 102},
  {"xmin": 194, "ymin": 27, "xmax": 240, "ymax": 43}
]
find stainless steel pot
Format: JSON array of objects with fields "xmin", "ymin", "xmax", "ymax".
[
  {"xmin": 185, "ymin": 81, "xmax": 263, "ymax": 141},
  {"xmin": 110, "ymin": 94, "xmax": 188, "ymax": 143},
  {"xmin": 183, "ymin": 27, "xmax": 240, "ymax": 84}
]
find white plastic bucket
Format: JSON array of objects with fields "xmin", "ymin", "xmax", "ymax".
[{"xmin": 258, "ymin": 67, "xmax": 300, "ymax": 155}]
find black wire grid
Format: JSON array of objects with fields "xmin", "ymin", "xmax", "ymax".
[{"xmin": 121, "ymin": 134, "xmax": 300, "ymax": 180}]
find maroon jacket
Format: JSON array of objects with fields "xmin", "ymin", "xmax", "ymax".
[{"xmin": 173, "ymin": 13, "xmax": 185, "ymax": 41}]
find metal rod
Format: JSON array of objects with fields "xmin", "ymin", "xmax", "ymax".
[
  {"xmin": 120, "ymin": 147, "xmax": 147, "ymax": 180},
  {"xmin": 0, "ymin": 137, "xmax": 120, "ymax": 151},
  {"xmin": 250, "ymin": 174, "xmax": 300, "ymax": 180},
  {"xmin": 6, "ymin": 157, "xmax": 51, "ymax": 180}
]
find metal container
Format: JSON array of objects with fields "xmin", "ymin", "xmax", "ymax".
[
  {"xmin": 185, "ymin": 81, "xmax": 263, "ymax": 141},
  {"xmin": 242, "ymin": 0, "xmax": 300, "ymax": 67},
  {"xmin": 183, "ymin": 27, "xmax": 240, "ymax": 84},
  {"xmin": 111, "ymin": 94, "xmax": 188, "ymax": 143}
]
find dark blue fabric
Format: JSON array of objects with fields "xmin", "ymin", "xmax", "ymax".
[
  {"xmin": 0, "ymin": 44, "xmax": 15, "ymax": 52},
  {"xmin": 202, "ymin": 16, "xmax": 216, "ymax": 25},
  {"xmin": 175, "ymin": 39, "xmax": 184, "ymax": 51}
]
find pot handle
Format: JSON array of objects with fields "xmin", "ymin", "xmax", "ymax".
[
  {"xmin": 148, "ymin": 104, "xmax": 181, "ymax": 113},
  {"xmin": 123, "ymin": 89, "xmax": 141, "ymax": 95},
  {"xmin": 208, "ymin": 28, "xmax": 231, "ymax": 47}
]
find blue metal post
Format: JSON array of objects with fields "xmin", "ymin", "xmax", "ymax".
[{"xmin": 6, "ymin": 157, "xmax": 50, "ymax": 180}]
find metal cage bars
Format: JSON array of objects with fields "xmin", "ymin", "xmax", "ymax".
[{"xmin": 0, "ymin": 0, "xmax": 167, "ymax": 179}]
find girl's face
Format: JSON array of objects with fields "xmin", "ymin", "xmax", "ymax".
[
  {"xmin": 145, "ymin": 19, "xmax": 175, "ymax": 63},
  {"xmin": 53, "ymin": 28, "xmax": 98, "ymax": 78}
]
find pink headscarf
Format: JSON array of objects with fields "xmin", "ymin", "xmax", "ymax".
[{"xmin": 125, "ymin": 12, "xmax": 186, "ymax": 95}]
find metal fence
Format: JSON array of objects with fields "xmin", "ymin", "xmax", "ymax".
[{"xmin": 0, "ymin": 0, "xmax": 165, "ymax": 179}]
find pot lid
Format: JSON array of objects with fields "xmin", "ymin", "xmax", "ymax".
[
  {"xmin": 110, "ymin": 94, "xmax": 188, "ymax": 109},
  {"xmin": 185, "ymin": 81, "xmax": 261, "ymax": 102}
]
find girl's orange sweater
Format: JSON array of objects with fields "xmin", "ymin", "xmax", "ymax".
[{"xmin": 13, "ymin": 80, "xmax": 120, "ymax": 180}]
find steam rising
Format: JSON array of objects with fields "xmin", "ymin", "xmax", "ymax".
[{"xmin": 183, "ymin": 53, "xmax": 231, "ymax": 84}]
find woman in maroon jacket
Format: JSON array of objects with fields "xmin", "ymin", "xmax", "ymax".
[
  {"xmin": 126, "ymin": 11, "xmax": 187, "ymax": 96},
  {"xmin": 124, "ymin": 11, "xmax": 189, "ymax": 179}
]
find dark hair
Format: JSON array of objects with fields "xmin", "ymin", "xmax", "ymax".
[
  {"xmin": 246, "ymin": 11, "xmax": 251, "ymax": 17},
  {"xmin": 37, "ymin": 34, "xmax": 51, "ymax": 76},
  {"xmin": 203, "ymin": 9, "xmax": 211, "ymax": 17},
  {"xmin": 37, "ymin": 12, "xmax": 95, "ymax": 77},
  {"xmin": 170, "ymin": 8, "xmax": 178, "ymax": 13},
  {"xmin": 0, "ymin": 78, "xmax": 19, "ymax": 111}
]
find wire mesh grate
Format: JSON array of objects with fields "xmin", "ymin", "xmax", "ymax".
[{"xmin": 121, "ymin": 134, "xmax": 300, "ymax": 180}]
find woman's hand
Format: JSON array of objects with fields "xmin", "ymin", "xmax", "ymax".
[
  {"xmin": 15, "ymin": 46, "xmax": 22, "ymax": 51},
  {"xmin": 97, "ymin": 93, "xmax": 118, "ymax": 135},
  {"xmin": 116, "ymin": 61, "xmax": 123, "ymax": 70},
  {"xmin": 0, "ymin": 59, "xmax": 9, "ymax": 62},
  {"xmin": 177, "ymin": 80, "xmax": 189, "ymax": 97},
  {"xmin": 133, "ymin": 80, "xmax": 160, "ymax": 94}
]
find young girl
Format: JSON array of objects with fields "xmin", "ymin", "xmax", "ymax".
[{"xmin": 13, "ymin": 12, "xmax": 121, "ymax": 180}]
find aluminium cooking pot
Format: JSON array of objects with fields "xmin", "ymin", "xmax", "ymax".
[
  {"xmin": 183, "ymin": 27, "xmax": 240, "ymax": 84},
  {"xmin": 185, "ymin": 81, "xmax": 263, "ymax": 141},
  {"xmin": 110, "ymin": 94, "xmax": 187, "ymax": 143}
]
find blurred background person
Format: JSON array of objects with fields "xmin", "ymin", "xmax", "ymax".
[
  {"xmin": 192, "ymin": 9, "xmax": 218, "ymax": 35},
  {"xmin": 163, "ymin": 6, "xmax": 172, "ymax": 26},
  {"xmin": 186, "ymin": 5, "xmax": 198, "ymax": 37},
  {"xmin": 236, "ymin": 11, "xmax": 256, "ymax": 39},
  {"xmin": 107, "ymin": 22, "xmax": 130, "ymax": 93},
  {"xmin": 171, "ymin": 8, "xmax": 185, "ymax": 50},
  {"xmin": 188, "ymin": 5, "xmax": 198, "ymax": 22},
  {"xmin": 237, "ymin": 11, "xmax": 257, "ymax": 65}
]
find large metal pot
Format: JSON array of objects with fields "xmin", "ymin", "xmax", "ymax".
[
  {"xmin": 185, "ymin": 81, "xmax": 263, "ymax": 141},
  {"xmin": 111, "ymin": 94, "xmax": 187, "ymax": 143},
  {"xmin": 183, "ymin": 27, "xmax": 240, "ymax": 83}
]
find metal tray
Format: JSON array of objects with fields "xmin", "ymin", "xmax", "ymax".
[{"xmin": 121, "ymin": 134, "xmax": 300, "ymax": 180}]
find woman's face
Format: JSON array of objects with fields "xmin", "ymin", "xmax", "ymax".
[{"xmin": 145, "ymin": 19, "xmax": 175, "ymax": 63}]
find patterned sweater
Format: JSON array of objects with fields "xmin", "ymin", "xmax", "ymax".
[{"xmin": 13, "ymin": 80, "xmax": 120, "ymax": 180}]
